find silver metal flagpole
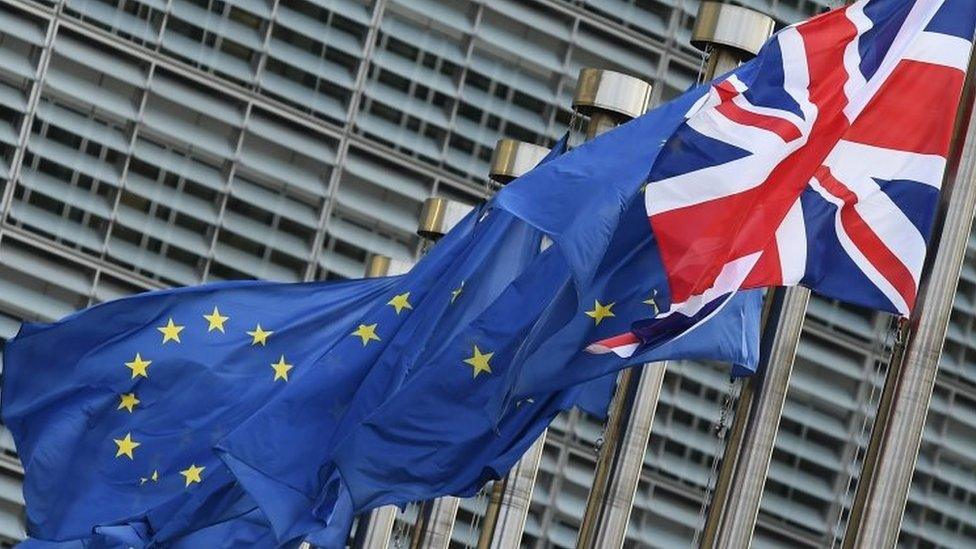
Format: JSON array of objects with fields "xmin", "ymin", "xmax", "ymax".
[
  {"xmin": 350, "ymin": 199, "xmax": 471, "ymax": 549},
  {"xmin": 351, "ymin": 255, "xmax": 417, "ymax": 549},
  {"xmin": 842, "ymin": 40, "xmax": 976, "ymax": 549},
  {"xmin": 414, "ymin": 141, "xmax": 549, "ymax": 549},
  {"xmin": 692, "ymin": 3, "xmax": 774, "ymax": 81},
  {"xmin": 355, "ymin": 139, "xmax": 549, "ymax": 549},
  {"xmin": 413, "ymin": 139, "xmax": 549, "ymax": 549},
  {"xmin": 569, "ymin": 69, "xmax": 663, "ymax": 549},
  {"xmin": 677, "ymin": 4, "xmax": 805, "ymax": 549},
  {"xmin": 411, "ymin": 139, "xmax": 549, "ymax": 547},
  {"xmin": 480, "ymin": 436, "xmax": 544, "ymax": 548},
  {"xmin": 405, "ymin": 196, "xmax": 476, "ymax": 549},
  {"xmin": 698, "ymin": 288, "xmax": 808, "ymax": 548},
  {"xmin": 574, "ymin": 6, "xmax": 771, "ymax": 542},
  {"xmin": 463, "ymin": 138, "xmax": 552, "ymax": 549},
  {"xmin": 481, "ymin": 185, "xmax": 601, "ymax": 544}
]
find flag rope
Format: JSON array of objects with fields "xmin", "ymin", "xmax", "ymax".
[
  {"xmin": 692, "ymin": 375, "xmax": 740, "ymax": 546},
  {"xmin": 465, "ymin": 486, "xmax": 489, "ymax": 548},
  {"xmin": 830, "ymin": 316, "xmax": 902, "ymax": 547}
]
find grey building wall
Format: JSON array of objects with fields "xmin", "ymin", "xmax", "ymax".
[{"xmin": 0, "ymin": 0, "xmax": 971, "ymax": 548}]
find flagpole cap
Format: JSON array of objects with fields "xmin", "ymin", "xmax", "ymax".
[
  {"xmin": 365, "ymin": 255, "xmax": 391, "ymax": 278},
  {"xmin": 418, "ymin": 197, "xmax": 474, "ymax": 240},
  {"xmin": 489, "ymin": 139, "xmax": 551, "ymax": 184},
  {"xmin": 365, "ymin": 254, "xmax": 414, "ymax": 277},
  {"xmin": 572, "ymin": 69, "xmax": 652, "ymax": 121},
  {"xmin": 691, "ymin": 2, "xmax": 775, "ymax": 58}
]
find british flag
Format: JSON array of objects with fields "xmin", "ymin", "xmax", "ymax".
[{"xmin": 590, "ymin": 0, "xmax": 975, "ymax": 357}]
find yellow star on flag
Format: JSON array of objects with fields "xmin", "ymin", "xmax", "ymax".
[
  {"xmin": 463, "ymin": 345, "xmax": 494, "ymax": 378},
  {"xmin": 451, "ymin": 282, "xmax": 464, "ymax": 303},
  {"xmin": 114, "ymin": 432, "xmax": 140, "ymax": 459},
  {"xmin": 203, "ymin": 306, "xmax": 229, "ymax": 333},
  {"xmin": 387, "ymin": 292, "xmax": 412, "ymax": 314},
  {"xmin": 585, "ymin": 300, "xmax": 615, "ymax": 325},
  {"xmin": 118, "ymin": 393, "xmax": 140, "ymax": 413},
  {"xmin": 351, "ymin": 323, "xmax": 380, "ymax": 346},
  {"xmin": 180, "ymin": 464, "xmax": 205, "ymax": 487},
  {"xmin": 125, "ymin": 353, "xmax": 151, "ymax": 379},
  {"xmin": 271, "ymin": 355, "xmax": 293, "ymax": 382},
  {"xmin": 139, "ymin": 469, "xmax": 159, "ymax": 485},
  {"xmin": 157, "ymin": 318, "xmax": 184, "ymax": 344},
  {"xmin": 247, "ymin": 324, "xmax": 273, "ymax": 346},
  {"xmin": 643, "ymin": 293, "xmax": 660, "ymax": 315}
]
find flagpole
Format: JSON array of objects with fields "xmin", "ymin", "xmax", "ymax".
[
  {"xmin": 403, "ymin": 197, "xmax": 475, "ymax": 549},
  {"xmin": 573, "ymin": 5, "xmax": 772, "ymax": 548},
  {"xmin": 842, "ymin": 41, "xmax": 976, "ymax": 549},
  {"xmin": 411, "ymin": 141, "xmax": 549, "ymax": 549},
  {"xmin": 352, "ymin": 255, "xmax": 417, "ymax": 549},
  {"xmin": 463, "ymin": 139, "xmax": 552, "ymax": 549},
  {"xmin": 351, "ymin": 198, "xmax": 472, "ymax": 549},
  {"xmin": 673, "ymin": 5, "xmax": 801, "ymax": 549},
  {"xmin": 479, "ymin": 435, "xmax": 545, "ymax": 548},
  {"xmin": 569, "ymin": 69, "xmax": 663, "ymax": 549},
  {"xmin": 698, "ymin": 288, "xmax": 808, "ymax": 548}
]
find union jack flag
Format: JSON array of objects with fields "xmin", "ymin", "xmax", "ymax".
[{"xmin": 592, "ymin": 0, "xmax": 974, "ymax": 357}]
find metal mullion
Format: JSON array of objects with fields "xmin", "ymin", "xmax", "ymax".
[
  {"xmin": 35, "ymin": 117, "xmax": 87, "ymax": 230},
  {"xmin": 434, "ymin": 2, "xmax": 480, "ymax": 170},
  {"xmin": 200, "ymin": 100, "xmax": 252, "ymax": 282},
  {"xmin": 251, "ymin": 0, "xmax": 278, "ymax": 90},
  {"xmin": 154, "ymin": 0, "xmax": 175, "ymax": 52},
  {"xmin": 0, "ymin": 3, "xmax": 59, "ymax": 241},
  {"xmin": 302, "ymin": 0, "xmax": 387, "ymax": 282},
  {"xmin": 543, "ymin": 16, "xmax": 579, "ymax": 140},
  {"xmin": 208, "ymin": 13, "xmax": 227, "ymax": 68},
  {"xmin": 220, "ymin": 0, "xmax": 282, "ymax": 271},
  {"xmin": 71, "ymin": 136, "xmax": 102, "ymax": 247},
  {"xmin": 1, "ymin": 0, "xmax": 486, "ymax": 200},
  {"xmin": 95, "ymin": 59, "xmax": 156, "ymax": 280}
]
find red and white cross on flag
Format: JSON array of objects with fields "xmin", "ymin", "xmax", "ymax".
[{"xmin": 647, "ymin": 0, "xmax": 972, "ymax": 318}]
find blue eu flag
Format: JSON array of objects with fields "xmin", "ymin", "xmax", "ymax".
[
  {"xmin": 1, "ymin": 134, "xmax": 611, "ymax": 547},
  {"xmin": 215, "ymin": 204, "xmax": 576, "ymax": 541},
  {"xmin": 1, "ymin": 275, "xmax": 403, "ymax": 545},
  {"xmin": 216, "ymin": 86, "xmax": 761, "ymax": 533}
]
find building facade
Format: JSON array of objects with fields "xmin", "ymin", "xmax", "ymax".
[{"xmin": 0, "ymin": 0, "xmax": 973, "ymax": 547}]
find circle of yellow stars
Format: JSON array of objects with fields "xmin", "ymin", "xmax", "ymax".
[
  {"xmin": 111, "ymin": 308, "xmax": 294, "ymax": 489},
  {"xmin": 113, "ymin": 282, "xmax": 500, "ymax": 487}
]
